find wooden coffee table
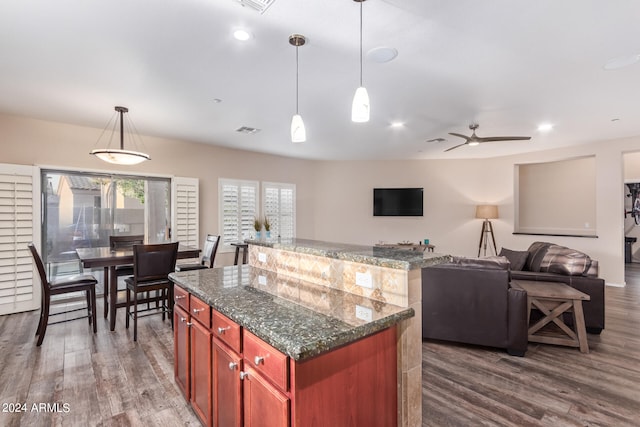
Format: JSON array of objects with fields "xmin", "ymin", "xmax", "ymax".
[{"xmin": 511, "ymin": 280, "xmax": 590, "ymax": 353}]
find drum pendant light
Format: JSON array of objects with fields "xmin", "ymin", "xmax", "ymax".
[
  {"xmin": 351, "ymin": 0, "xmax": 370, "ymax": 123},
  {"xmin": 289, "ymin": 34, "xmax": 307, "ymax": 143}
]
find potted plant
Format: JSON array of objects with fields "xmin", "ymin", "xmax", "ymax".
[
  {"xmin": 263, "ymin": 215, "xmax": 271, "ymax": 239},
  {"xmin": 253, "ymin": 216, "xmax": 263, "ymax": 239}
]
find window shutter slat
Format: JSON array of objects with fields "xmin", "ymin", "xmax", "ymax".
[
  {"xmin": 172, "ymin": 177, "xmax": 199, "ymax": 248},
  {"xmin": 0, "ymin": 163, "xmax": 40, "ymax": 315}
]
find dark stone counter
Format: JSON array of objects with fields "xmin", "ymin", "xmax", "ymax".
[
  {"xmin": 246, "ymin": 238, "xmax": 450, "ymax": 270},
  {"xmin": 169, "ymin": 265, "xmax": 414, "ymax": 361}
]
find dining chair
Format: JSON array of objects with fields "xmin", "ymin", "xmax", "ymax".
[
  {"xmin": 125, "ymin": 242, "xmax": 179, "ymax": 342},
  {"xmin": 175, "ymin": 234, "xmax": 220, "ymax": 271},
  {"xmin": 28, "ymin": 243, "xmax": 98, "ymax": 346},
  {"xmin": 103, "ymin": 234, "xmax": 144, "ymax": 318}
]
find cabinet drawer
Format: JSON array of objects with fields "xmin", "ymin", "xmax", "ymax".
[
  {"xmin": 174, "ymin": 286, "xmax": 189, "ymax": 311},
  {"xmin": 212, "ymin": 310, "xmax": 241, "ymax": 353},
  {"xmin": 189, "ymin": 294, "xmax": 211, "ymax": 329},
  {"xmin": 243, "ymin": 330, "xmax": 289, "ymax": 392}
]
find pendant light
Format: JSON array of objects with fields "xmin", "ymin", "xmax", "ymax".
[
  {"xmin": 351, "ymin": 0, "xmax": 370, "ymax": 123},
  {"xmin": 289, "ymin": 34, "xmax": 307, "ymax": 143},
  {"xmin": 90, "ymin": 106, "xmax": 150, "ymax": 165}
]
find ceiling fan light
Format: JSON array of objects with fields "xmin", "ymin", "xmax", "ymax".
[
  {"xmin": 351, "ymin": 86, "xmax": 370, "ymax": 122},
  {"xmin": 468, "ymin": 141, "xmax": 480, "ymax": 147},
  {"xmin": 90, "ymin": 148, "xmax": 150, "ymax": 165},
  {"xmin": 290, "ymin": 114, "xmax": 306, "ymax": 143}
]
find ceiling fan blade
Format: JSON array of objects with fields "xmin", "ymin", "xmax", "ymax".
[
  {"xmin": 448, "ymin": 132, "xmax": 471, "ymax": 142},
  {"xmin": 444, "ymin": 143, "xmax": 468, "ymax": 152},
  {"xmin": 475, "ymin": 136, "xmax": 531, "ymax": 142}
]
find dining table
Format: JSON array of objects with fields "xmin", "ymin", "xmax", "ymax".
[{"xmin": 76, "ymin": 243, "xmax": 201, "ymax": 331}]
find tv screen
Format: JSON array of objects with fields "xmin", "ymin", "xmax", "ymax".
[{"xmin": 373, "ymin": 188, "xmax": 423, "ymax": 216}]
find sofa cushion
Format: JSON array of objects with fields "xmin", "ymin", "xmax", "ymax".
[
  {"xmin": 451, "ymin": 256, "xmax": 510, "ymax": 270},
  {"xmin": 498, "ymin": 248, "xmax": 528, "ymax": 271},
  {"xmin": 525, "ymin": 241, "xmax": 554, "ymax": 272},
  {"xmin": 538, "ymin": 244, "xmax": 592, "ymax": 276}
]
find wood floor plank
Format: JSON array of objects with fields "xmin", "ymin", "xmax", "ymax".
[
  {"xmin": 423, "ymin": 266, "xmax": 640, "ymax": 426},
  {"xmin": 2, "ymin": 266, "xmax": 640, "ymax": 426}
]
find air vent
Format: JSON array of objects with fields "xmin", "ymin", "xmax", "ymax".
[
  {"xmin": 236, "ymin": 126, "xmax": 261, "ymax": 134},
  {"xmin": 233, "ymin": 0, "xmax": 275, "ymax": 14}
]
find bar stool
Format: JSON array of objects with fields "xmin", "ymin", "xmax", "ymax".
[
  {"xmin": 231, "ymin": 242, "xmax": 248, "ymax": 265},
  {"xmin": 28, "ymin": 243, "xmax": 97, "ymax": 346}
]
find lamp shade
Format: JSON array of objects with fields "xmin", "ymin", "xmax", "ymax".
[
  {"xmin": 90, "ymin": 148, "xmax": 150, "ymax": 165},
  {"xmin": 290, "ymin": 114, "xmax": 306, "ymax": 143},
  {"xmin": 351, "ymin": 86, "xmax": 370, "ymax": 122},
  {"xmin": 475, "ymin": 204, "xmax": 499, "ymax": 219}
]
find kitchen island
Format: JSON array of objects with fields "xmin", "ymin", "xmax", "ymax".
[
  {"xmin": 171, "ymin": 238, "xmax": 449, "ymax": 426},
  {"xmin": 170, "ymin": 264, "xmax": 415, "ymax": 426}
]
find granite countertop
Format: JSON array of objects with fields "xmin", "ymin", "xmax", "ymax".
[
  {"xmin": 169, "ymin": 265, "xmax": 414, "ymax": 361},
  {"xmin": 246, "ymin": 238, "xmax": 450, "ymax": 270}
]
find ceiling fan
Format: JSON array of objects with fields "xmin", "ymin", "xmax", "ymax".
[{"xmin": 445, "ymin": 123, "xmax": 531, "ymax": 152}]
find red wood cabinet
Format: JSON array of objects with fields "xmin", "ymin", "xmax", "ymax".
[
  {"xmin": 174, "ymin": 285, "xmax": 398, "ymax": 427},
  {"xmin": 190, "ymin": 316, "xmax": 212, "ymax": 426},
  {"xmin": 173, "ymin": 305, "xmax": 190, "ymax": 400},
  {"xmin": 174, "ymin": 294, "xmax": 212, "ymax": 427},
  {"xmin": 213, "ymin": 340, "xmax": 243, "ymax": 427},
  {"xmin": 242, "ymin": 365, "xmax": 289, "ymax": 427}
]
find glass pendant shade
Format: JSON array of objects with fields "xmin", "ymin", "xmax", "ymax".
[
  {"xmin": 351, "ymin": 86, "xmax": 370, "ymax": 122},
  {"xmin": 90, "ymin": 148, "xmax": 150, "ymax": 165},
  {"xmin": 290, "ymin": 114, "xmax": 306, "ymax": 143}
]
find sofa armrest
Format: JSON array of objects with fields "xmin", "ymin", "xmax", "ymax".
[{"xmin": 507, "ymin": 287, "xmax": 528, "ymax": 356}]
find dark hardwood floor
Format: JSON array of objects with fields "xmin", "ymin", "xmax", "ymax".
[
  {"xmin": 0, "ymin": 299, "xmax": 200, "ymax": 427},
  {"xmin": 1, "ymin": 267, "xmax": 639, "ymax": 426},
  {"xmin": 422, "ymin": 266, "xmax": 640, "ymax": 426}
]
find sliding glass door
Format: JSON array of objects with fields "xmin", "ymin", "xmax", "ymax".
[{"xmin": 41, "ymin": 170, "xmax": 171, "ymax": 276}]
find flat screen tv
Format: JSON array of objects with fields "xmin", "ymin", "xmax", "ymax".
[{"xmin": 373, "ymin": 188, "xmax": 423, "ymax": 216}]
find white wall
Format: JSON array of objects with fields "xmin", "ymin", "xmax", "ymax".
[
  {"xmin": 0, "ymin": 113, "xmax": 317, "ymax": 266},
  {"xmin": 4, "ymin": 112, "xmax": 640, "ymax": 283},
  {"xmin": 313, "ymin": 137, "xmax": 640, "ymax": 286}
]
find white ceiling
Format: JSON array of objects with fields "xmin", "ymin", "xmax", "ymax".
[{"xmin": 2, "ymin": 0, "xmax": 640, "ymax": 161}]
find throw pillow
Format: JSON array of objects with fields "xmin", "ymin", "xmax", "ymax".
[
  {"xmin": 538, "ymin": 245, "xmax": 592, "ymax": 276},
  {"xmin": 526, "ymin": 241, "xmax": 554, "ymax": 272},
  {"xmin": 498, "ymin": 248, "xmax": 528, "ymax": 271}
]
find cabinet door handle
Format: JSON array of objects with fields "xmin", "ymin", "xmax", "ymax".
[
  {"xmin": 228, "ymin": 362, "xmax": 238, "ymax": 371},
  {"xmin": 217, "ymin": 326, "xmax": 230, "ymax": 335},
  {"xmin": 240, "ymin": 371, "xmax": 249, "ymax": 380},
  {"xmin": 175, "ymin": 295, "xmax": 186, "ymax": 300},
  {"xmin": 186, "ymin": 322, "xmax": 193, "ymax": 327},
  {"xmin": 254, "ymin": 356, "xmax": 264, "ymax": 366},
  {"xmin": 192, "ymin": 308, "xmax": 204, "ymax": 314},
  {"xmin": 180, "ymin": 317, "xmax": 187, "ymax": 322}
]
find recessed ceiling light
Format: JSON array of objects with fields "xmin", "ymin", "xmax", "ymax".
[
  {"xmin": 212, "ymin": 98, "xmax": 222, "ymax": 104},
  {"xmin": 367, "ymin": 47, "xmax": 398, "ymax": 63},
  {"xmin": 604, "ymin": 54, "xmax": 640, "ymax": 70},
  {"xmin": 233, "ymin": 29, "xmax": 252, "ymax": 41},
  {"xmin": 537, "ymin": 123, "xmax": 553, "ymax": 132},
  {"xmin": 390, "ymin": 121, "xmax": 404, "ymax": 128}
]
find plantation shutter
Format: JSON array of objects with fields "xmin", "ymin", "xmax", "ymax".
[
  {"xmin": 0, "ymin": 163, "xmax": 40, "ymax": 315},
  {"xmin": 172, "ymin": 177, "xmax": 199, "ymax": 247},
  {"xmin": 263, "ymin": 182, "xmax": 295, "ymax": 240},
  {"xmin": 219, "ymin": 179, "xmax": 258, "ymax": 249}
]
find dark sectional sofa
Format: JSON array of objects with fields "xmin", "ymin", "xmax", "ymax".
[
  {"xmin": 421, "ymin": 241, "xmax": 605, "ymax": 356},
  {"xmin": 422, "ymin": 256, "xmax": 529, "ymax": 356},
  {"xmin": 501, "ymin": 241, "xmax": 605, "ymax": 334}
]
